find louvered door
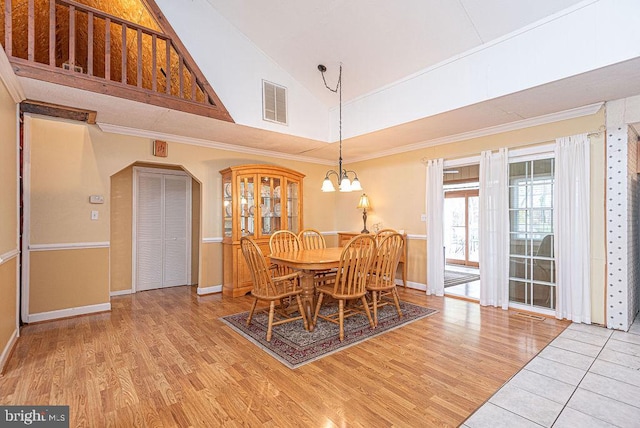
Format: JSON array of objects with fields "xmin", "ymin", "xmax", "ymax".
[{"xmin": 135, "ymin": 169, "xmax": 191, "ymax": 291}]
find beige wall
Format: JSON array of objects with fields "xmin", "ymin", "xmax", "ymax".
[
  {"xmin": 27, "ymin": 117, "xmax": 335, "ymax": 312},
  {"xmin": 0, "ymin": 73, "xmax": 17, "ymax": 254},
  {"xmin": 29, "ymin": 248, "xmax": 109, "ymax": 313},
  {"xmin": 25, "ymin": 108, "xmax": 607, "ymax": 323},
  {"xmin": 110, "ymin": 166, "xmax": 133, "ymax": 292},
  {"xmin": 0, "ymin": 78, "xmax": 17, "ymax": 367},
  {"xmin": 0, "ymin": 253, "xmax": 17, "ymax": 362},
  {"xmin": 109, "ymin": 165, "xmax": 201, "ymax": 293}
]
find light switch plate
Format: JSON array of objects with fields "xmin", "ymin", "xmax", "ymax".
[
  {"xmin": 421, "ymin": 214, "xmax": 427, "ymax": 222},
  {"xmin": 91, "ymin": 210, "xmax": 99, "ymax": 220}
]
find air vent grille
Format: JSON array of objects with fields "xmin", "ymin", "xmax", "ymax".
[
  {"xmin": 262, "ymin": 80, "xmax": 287, "ymax": 125},
  {"xmin": 513, "ymin": 312, "xmax": 546, "ymax": 321}
]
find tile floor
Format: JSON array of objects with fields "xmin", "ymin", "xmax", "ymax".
[{"xmin": 463, "ymin": 317, "xmax": 640, "ymax": 427}]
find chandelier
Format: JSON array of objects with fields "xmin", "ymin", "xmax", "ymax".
[{"xmin": 318, "ymin": 64, "xmax": 362, "ymax": 192}]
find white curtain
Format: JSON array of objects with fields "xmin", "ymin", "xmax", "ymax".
[
  {"xmin": 479, "ymin": 149, "xmax": 509, "ymax": 309},
  {"xmin": 555, "ymin": 134, "xmax": 591, "ymax": 323},
  {"xmin": 426, "ymin": 159, "xmax": 444, "ymax": 296}
]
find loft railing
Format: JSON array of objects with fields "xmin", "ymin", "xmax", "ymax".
[{"xmin": 1, "ymin": 0, "xmax": 232, "ymax": 121}]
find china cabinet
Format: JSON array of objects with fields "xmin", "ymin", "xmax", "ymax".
[{"xmin": 219, "ymin": 164, "xmax": 304, "ymax": 297}]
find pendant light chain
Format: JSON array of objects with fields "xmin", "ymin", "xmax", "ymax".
[
  {"xmin": 320, "ymin": 65, "xmax": 343, "ymax": 179},
  {"xmin": 318, "ymin": 63, "xmax": 361, "ymax": 192}
]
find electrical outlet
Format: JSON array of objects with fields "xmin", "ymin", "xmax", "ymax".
[
  {"xmin": 421, "ymin": 214, "xmax": 427, "ymax": 222},
  {"xmin": 91, "ymin": 210, "xmax": 99, "ymax": 220}
]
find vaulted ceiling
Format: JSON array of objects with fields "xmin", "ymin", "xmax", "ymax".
[
  {"xmin": 6, "ymin": 0, "xmax": 640, "ymax": 163},
  {"xmin": 203, "ymin": 0, "xmax": 586, "ymax": 106}
]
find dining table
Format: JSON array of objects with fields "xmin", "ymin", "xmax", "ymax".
[{"xmin": 269, "ymin": 247, "xmax": 343, "ymax": 331}]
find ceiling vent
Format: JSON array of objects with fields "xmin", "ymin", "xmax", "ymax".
[{"xmin": 262, "ymin": 80, "xmax": 287, "ymax": 125}]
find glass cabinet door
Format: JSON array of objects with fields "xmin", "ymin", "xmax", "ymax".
[
  {"xmin": 239, "ymin": 176, "xmax": 255, "ymax": 237},
  {"xmin": 223, "ymin": 175, "xmax": 233, "ymax": 238},
  {"xmin": 258, "ymin": 175, "xmax": 281, "ymax": 237},
  {"xmin": 286, "ymin": 180, "xmax": 300, "ymax": 233}
]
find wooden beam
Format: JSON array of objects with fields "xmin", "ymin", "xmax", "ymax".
[
  {"xmin": 69, "ymin": 5, "xmax": 75, "ymax": 67},
  {"xmin": 87, "ymin": 12, "xmax": 94, "ymax": 76},
  {"xmin": 105, "ymin": 17, "xmax": 111, "ymax": 80},
  {"xmin": 4, "ymin": 0, "xmax": 11, "ymax": 56},
  {"xmin": 151, "ymin": 34, "xmax": 157, "ymax": 92},
  {"xmin": 20, "ymin": 100, "xmax": 97, "ymax": 124},
  {"xmin": 141, "ymin": 0, "xmax": 233, "ymax": 121},
  {"xmin": 49, "ymin": 0, "xmax": 56, "ymax": 67},
  {"xmin": 28, "ymin": 0, "xmax": 35, "ymax": 61},
  {"xmin": 137, "ymin": 29, "xmax": 142, "ymax": 88}
]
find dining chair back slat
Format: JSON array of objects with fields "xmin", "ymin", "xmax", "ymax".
[
  {"xmin": 298, "ymin": 228, "xmax": 326, "ymax": 250},
  {"xmin": 367, "ymin": 232, "xmax": 405, "ymax": 325},
  {"xmin": 269, "ymin": 230, "xmax": 301, "ymax": 277}
]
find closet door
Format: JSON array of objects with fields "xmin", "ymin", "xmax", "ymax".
[
  {"xmin": 135, "ymin": 170, "xmax": 191, "ymax": 291},
  {"xmin": 163, "ymin": 175, "xmax": 190, "ymax": 287},
  {"xmin": 136, "ymin": 173, "xmax": 164, "ymax": 291}
]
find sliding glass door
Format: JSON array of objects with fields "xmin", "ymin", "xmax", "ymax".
[
  {"xmin": 444, "ymin": 189, "xmax": 479, "ymax": 267},
  {"xmin": 508, "ymin": 158, "xmax": 556, "ymax": 310}
]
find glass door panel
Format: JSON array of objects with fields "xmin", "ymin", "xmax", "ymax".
[
  {"xmin": 258, "ymin": 175, "xmax": 281, "ymax": 237},
  {"xmin": 239, "ymin": 176, "xmax": 255, "ymax": 237},
  {"xmin": 223, "ymin": 176, "xmax": 232, "ymax": 238},
  {"xmin": 444, "ymin": 197, "xmax": 466, "ymax": 262},
  {"xmin": 468, "ymin": 195, "xmax": 479, "ymax": 263},
  {"xmin": 286, "ymin": 181, "xmax": 299, "ymax": 233},
  {"xmin": 444, "ymin": 189, "xmax": 479, "ymax": 266},
  {"xmin": 508, "ymin": 158, "xmax": 556, "ymax": 310}
]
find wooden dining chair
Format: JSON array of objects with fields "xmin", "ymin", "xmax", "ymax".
[
  {"xmin": 298, "ymin": 228, "xmax": 336, "ymax": 286},
  {"xmin": 269, "ymin": 230, "xmax": 301, "ymax": 277},
  {"xmin": 313, "ymin": 234, "xmax": 376, "ymax": 341},
  {"xmin": 375, "ymin": 228, "xmax": 398, "ymax": 243},
  {"xmin": 367, "ymin": 232, "xmax": 405, "ymax": 326},
  {"xmin": 240, "ymin": 237, "xmax": 308, "ymax": 341},
  {"xmin": 298, "ymin": 228, "xmax": 326, "ymax": 250}
]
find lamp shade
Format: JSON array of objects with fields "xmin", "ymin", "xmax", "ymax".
[
  {"xmin": 357, "ymin": 193, "xmax": 371, "ymax": 209},
  {"xmin": 339, "ymin": 177, "xmax": 352, "ymax": 192},
  {"xmin": 321, "ymin": 177, "xmax": 336, "ymax": 192},
  {"xmin": 350, "ymin": 178, "xmax": 362, "ymax": 191}
]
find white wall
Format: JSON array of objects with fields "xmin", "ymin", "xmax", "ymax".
[
  {"xmin": 154, "ymin": 0, "xmax": 329, "ymax": 142},
  {"xmin": 336, "ymin": 0, "xmax": 640, "ymax": 140},
  {"xmin": 157, "ymin": 0, "xmax": 640, "ymax": 145}
]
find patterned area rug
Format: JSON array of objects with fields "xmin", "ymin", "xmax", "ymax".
[
  {"xmin": 221, "ymin": 301, "xmax": 438, "ymax": 369},
  {"xmin": 444, "ymin": 270, "xmax": 480, "ymax": 288}
]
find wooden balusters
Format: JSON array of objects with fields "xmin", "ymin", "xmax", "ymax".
[{"xmin": 1, "ymin": 0, "xmax": 231, "ymax": 119}]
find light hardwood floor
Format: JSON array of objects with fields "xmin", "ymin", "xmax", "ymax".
[{"xmin": 0, "ymin": 286, "xmax": 569, "ymax": 427}]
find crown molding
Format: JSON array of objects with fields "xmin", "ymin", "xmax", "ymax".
[
  {"xmin": 0, "ymin": 50, "xmax": 25, "ymax": 103},
  {"xmin": 97, "ymin": 122, "xmax": 334, "ymax": 166},
  {"xmin": 350, "ymin": 102, "xmax": 604, "ymax": 163}
]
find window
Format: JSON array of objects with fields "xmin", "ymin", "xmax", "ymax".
[{"xmin": 508, "ymin": 158, "xmax": 556, "ymax": 310}]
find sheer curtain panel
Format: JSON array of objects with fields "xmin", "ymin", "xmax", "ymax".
[
  {"xmin": 426, "ymin": 159, "xmax": 444, "ymax": 296},
  {"xmin": 555, "ymin": 134, "xmax": 591, "ymax": 323},
  {"xmin": 479, "ymin": 149, "xmax": 509, "ymax": 309}
]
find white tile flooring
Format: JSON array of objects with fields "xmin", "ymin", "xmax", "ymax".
[{"xmin": 463, "ymin": 318, "xmax": 640, "ymax": 427}]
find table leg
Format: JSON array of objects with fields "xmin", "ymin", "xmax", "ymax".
[{"xmin": 299, "ymin": 270, "xmax": 316, "ymax": 331}]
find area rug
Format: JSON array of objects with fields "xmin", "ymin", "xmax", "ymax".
[
  {"xmin": 220, "ymin": 301, "xmax": 437, "ymax": 369},
  {"xmin": 444, "ymin": 270, "xmax": 480, "ymax": 287}
]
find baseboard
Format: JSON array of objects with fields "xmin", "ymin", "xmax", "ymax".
[
  {"xmin": 27, "ymin": 303, "xmax": 111, "ymax": 323},
  {"xmin": 110, "ymin": 289, "xmax": 133, "ymax": 297},
  {"xmin": 197, "ymin": 285, "xmax": 222, "ymax": 295},
  {"xmin": 0, "ymin": 329, "xmax": 18, "ymax": 375},
  {"xmin": 399, "ymin": 280, "xmax": 426, "ymax": 291}
]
